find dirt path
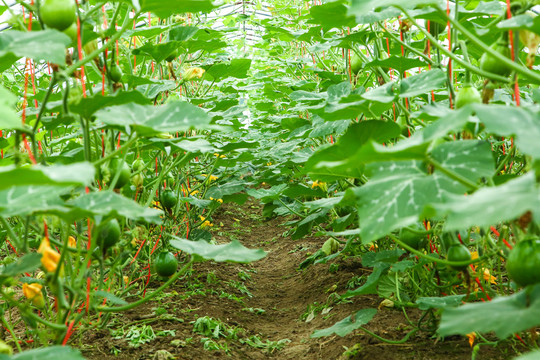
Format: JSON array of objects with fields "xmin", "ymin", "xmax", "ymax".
[{"xmin": 79, "ymin": 199, "xmax": 512, "ymax": 360}]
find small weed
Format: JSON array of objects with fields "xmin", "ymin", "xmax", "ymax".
[
  {"xmin": 237, "ymin": 270, "xmax": 252, "ymax": 281},
  {"xmin": 241, "ymin": 336, "xmax": 291, "ymax": 353},
  {"xmin": 112, "ymin": 324, "xmax": 156, "ymax": 347},
  {"xmin": 226, "ymin": 280, "xmax": 253, "ymax": 297},
  {"xmin": 346, "ymin": 275, "xmax": 365, "ymax": 289},
  {"xmin": 206, "ymin": 271, "xmax": 219, "ymax": 284},
  {"xmin": 219, "ymin": 291, "xmax": 245, "ymax": 303},
  {"xmin": 242, "ymin": 307, "xmax": 266, "ymax": 315}
]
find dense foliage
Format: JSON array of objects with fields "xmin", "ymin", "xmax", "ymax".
[{"xmin": 0, "ymin": 0, "xmax": 539, "ymax": 358}]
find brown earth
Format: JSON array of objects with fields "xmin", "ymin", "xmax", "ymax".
[{"xmin": 75, "ymin": 199, "xmax": 520, "ymax": 360}]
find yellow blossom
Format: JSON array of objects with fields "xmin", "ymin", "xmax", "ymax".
[
  {"xmin": 209, "ymin": 197, "xmax": 223, "ymax": 203},
  {"xmin": 312, "ymin": 180, "xmax": 327, "ymax": 190},
  {"xmin": 213, "ymin": 153, "xmax": 226, "ymax": 159},
  {"xmin": 466, "ymin": 332, "xmax": 476, "ymax": 347},
  {"xmin": 22, "ymin": 282, "xmax": 45, "ymax": 309},
  {"xmin": 190, "ymin": 190, "xmax": 199, "ymax": 195},
  {"xmin": 267, "ymin": 162, "xmax": 272, "ymax": 166},
  {"xmin": 68, "ymin": 236, "xmax": 77, "ymax": 248},
  {"xmin": 483, "ymin": 268, "xmax": 497, "ymax": 284},
  {"xmin": 182, "ymin": 67, "xmax": 205, "ymax": 81},
  {"xmin": 201, "ymin": 220, "xmax": 213, "ymax": 228},
  {"xmin": 38, "ymin": 237, "xmax": 61, "ymax": 273}
]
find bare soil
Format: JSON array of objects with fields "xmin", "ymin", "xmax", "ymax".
[{"xmin": 76, "ymin": 199, "xmax": 519, "ymax": 360}]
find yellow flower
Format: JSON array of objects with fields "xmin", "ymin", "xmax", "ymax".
[
  {"xmin": 68, "ymin": 236, "xmax": 77, "ymax": 248},
  {"xmin": 466, "ymin": 332, "xmax": 476, "ymax": 347},
  {"xmin": 209, "ymin": 197, "xmax": 223, "ymax": 203},
  {"xmin": 190, "ymin": 190, "xmax": 199, "ymax": 195},
  {"xmin": 213, "ymin": 153, "xmax": 226, "ymax": 159},
  {"xmin": 201, "ymin": 220, "xmax": 213, "ymax": 228},
  {"xmin": 312, "ymin": 180, "xmax": 327, "ymax": 190},
  {"xmin": 482, "ymin": 268, "xmax": 497, "ymax": 284},
  {"xmin": 267, "ymin": 162, "xmax": 272, "ymax": 166},
  {"xmin": 22, "ymin": 282, "xmax": 45, "ymax": 309},
  {"xmin": 182, "ymin": 67, "xmax": 205, "ymax": 81},
  {"xmin": 201, "ymin": 174, "xmax": 218, "ymax": 182},
  {"xmin": 38, "ymin": 237, "xmax": 61, "ymax": 273},
  {"xmin": 199, "ymin": 215, "xmax": 206, "ymax": 221}
]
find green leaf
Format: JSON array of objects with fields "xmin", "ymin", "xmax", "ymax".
[
  {"xmin": 416, "ymin": 295, "xmax": 465, "ymax": 310},
  {"xmin": 140, "ymin": 0, "xmax": 216, "ymax": 17},
  {"xmin": 95, "ymin": 101, "xmax": 212, "ymax": 136},
  {"xmin": 94, "ymin": 290, "xmax": 128, "ymax": 306},
  {"xmin": 349, "ymin": 0, "xmax": 438, "ymax": 17},
  {"xmin": 169, "ymin": 238, "xmax": 267, "ymax": 263},
  {"xmin": 68, "ymin": 191, "xmax": 163, "ymax": 223},
  {"xmin": 69, "ymin": 91, "xmax": 151, "ymax": 119},
  {"xmin": 438, "ymin": 284, "xmax": 540, "ymax": 339},
  {"xmin": 473, "ymin": 104, "xmax": 540, "ymax": 158},
  {"xmin": 354, "ymin": 159, "xmax": 469, "ymax": 243},
  {"xmin": 305, "ymin": 120, "xmax": 401, "ymax": 181},
  {"xmin": 0, "ymin": 186, "xmax": 69, "ymax": 217},
  {"xmin": 0, "ymin": 30, "xmax": 70, "ymax": 69},
  {"xmin": 513, "ymin": 351, "xmax": 540, "ymax": 360},
  {"xmin": 9, "ymin": 346, "xmax": 85, "ymax": 360},
  {"xmin": 0, "ymin": 163, "xmax": 95, "ymax": 190},
  {"xmin": 0, "ymin": 253, "xmax": 42, "ymax": 278},
  {"xmin": 399, "ymin": 69, "xmax": 446, "ymax": 98},
  {"xmin": 311, "ymin": 308, "xmax": 377, "ymax": 338},
  {"xmin": 0, "ymin": 85, "xmax": 23, "ymax": 131},
  {"xmin": 430, "ymin": 140, "xmax": 495, "ymax": 182},
  {"xmin": 428, "ymin": 172, "xmax": 540, "ymax": 231},
  {"xmin": 132, "ymin": 41, "xmax": 183, "ymax": 63},
  {"xmin": 247, "ymin": 184, "xmax": 287, "ymax": 203},
  {"xmin": 205, "ymin": 59, "xmax": 252, "ymax": 81},
  {"xmin": 309, "ymin": 1, "xmax": 356, "ymax": 29}
]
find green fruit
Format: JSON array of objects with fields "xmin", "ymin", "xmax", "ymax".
[
  {"xmin": 63, "ymin": 22, "xmax": 78, "ymax": 45},
  {"xmin": 479, "ymin": 41, "xmax": 513, "ymax": 77},
  {"xmin": 506, "ymin": 238, "xmax": 540, "ymax": 287},
  {"xmin": 132, "ymin": 158, "xmax": 145, "ymax": 172},
  {"xmin": 110, "ymin": 66, "xmax": 123, "ymax": 83},
  {"xmin": 155, "ymin": 251, "xmax": 178, "ymax": 277},
  {"xmin": 399, "ymin": 225, "xmax": 425, "ymax": 250},
  {"xmin": 160, "ymin": 190, "xmax": 177, "ymax": 210},
  {"xmin": 132, "ymin": 173, "xmax": 144, "ymax": 189},
  {"xmin": 350, "ymin": 53, "xmax": 362, "ymax": 75},
  {"xmin": 109, "ymin": 158, "xmax": 131, "ymax": 189},
  {"xmin": 428, "ymin": 20, "xmax": 446, "ymax": 38},
  {"xmin": 40, "ymin": 0, "xmax": 76, "ymax": 31},
  {"xmin": 166, "ymin": 49, "xmax": 178, "ymax": 63},
  {"xmin": 97, "ymin": 219, "xmax": 121, "ymax": 250},
  {"xmin": 446, "ymin": 244, "xmax": 471, "ymax": 271},
  {"xmin": 455, "ymin": 85, "xmax": 482, "ymax": 109}
]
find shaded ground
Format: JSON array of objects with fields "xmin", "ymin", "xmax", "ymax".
[{"xmin": 77, "ymin": 199, "xmax": 518, "ymax": 360}]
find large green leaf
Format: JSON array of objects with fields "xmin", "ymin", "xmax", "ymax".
[
  {"xmin": 0, "ymin": 186, "xmax": 69, "ymax": 217},
  {"xmin": 95, "ymin": 101, "xmax": 212, "ymax": 136},
  {"xmin": 132, "ymin": 41, "xmax": 183, "ymax": 63},
  {"xmin": 349, "ymin": 0, "xmax": 439, "ymax": 16},
  {"xmin": 513, "ymin": 351, "xmax": 540, "ymax": 360},
  {"xmin": 428, "ymin": 172, "xmax": 540, "ymax": 230},
  {"xmin": 430, "ymin": 140, "xmax": 495, "ymax": 183},
  {"xmin": 205, "ymin": 59, "xmax": 252, "ymax": 81},
  {"xmin": 399, "ymin": 69, "xmax": 446, "ymax": 98},
  {"xmin": 439, "ymin": 284, "xmax": 540, "ymax": 339},
  {"xmin": 0, "ymin": 253, "xmax": 42, "ymax": 278},
  {"xmin": 0, "ymin": 30, "xmax": 70, "ymax": 69},
  {"xmin": 309, "ymin": 1, "xmax": 356, "ymax": 29},
  {"xmin": 68, "ymin": 191, "xmax": 163, "ymax": 223},
  {"xmin": 305, "ymin": 120, "xmax": 401, "ymax": 181},
  {"xmin": 140, "ymin": 0, "xmax": 216, "ymax": 17},
  {"xmin": 0, "ymin": 163, "xmax": 95, "ymax": 190},
  {"xmin": 311, "ymin": 309, "xmax": 377, "ymax": 338},
  {"xmin": 0, "ymin": 85, "xmax": 22, "ymax": 131},
  {"xmin": 473, "ymin": 104, "xmax": 540, "ymax": 158},
  {"xmin": 69, "ymin": 91, "xmax": 151, "ymax": 119},
  {"xmin": 5, "ymin": 346, "xmax": 85, "ymax": 360},
  {"xmin": 169, "ymin": 238, "xmax": 267, "ymax": 263}
]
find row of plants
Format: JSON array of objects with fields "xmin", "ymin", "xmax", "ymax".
[{"xmin": 0, "ymin": 0, "xmax": 539, "ymax": 358}]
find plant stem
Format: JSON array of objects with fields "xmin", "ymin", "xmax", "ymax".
[{"xmin": 427, "ymin": 156, "xmax": 479, "ymax": 191}]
